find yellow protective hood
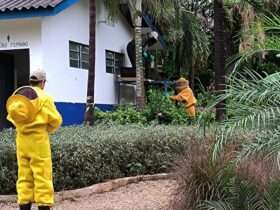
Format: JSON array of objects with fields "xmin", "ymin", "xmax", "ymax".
[
  {"xmin": 6, "ymin": 86, "xmax": 40, "ymax": 125},
  {"xmin": 175, "ymin": 77, "xmax": 189, "ymax": 91}
]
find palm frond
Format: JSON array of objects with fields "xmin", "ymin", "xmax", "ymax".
[
  {"xmin": 236, "ymin": 128, "xmax": 280, "ymax": 161},
  {"xmin": 201, "ymin": 71, "xmax": 280, "ymax": 160},
  {"xmin": 103, "ymin": 0, "xmax": 121, "ymax": 21},
  {"xmin": 200, "ymin": 200, "xmax": 234, "ymax": 210},
  {"xmin": 263, "ymin": 14, "xmax": 280, "ymax": 32},
  {"xmin": 232, "ymin": 14, "xmax": 280, "ymax": 71}
]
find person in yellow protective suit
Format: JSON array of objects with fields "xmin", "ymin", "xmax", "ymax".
[
  {"xmin": 6, "ymin": 69, "xmax": 62, "ymax": 210},
  {"xmin": 169, "ymin": 77, "xmax": 197, "ymax": 117}
]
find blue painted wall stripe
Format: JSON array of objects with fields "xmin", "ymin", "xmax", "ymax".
[
  {"xmin": 96, "ymin": 104, "xmax": 114, "ymax": 112},
  {"xmin": 0, "ymin": 0, "xmax": 79, "ymax": 20},
  {"xmin": 55, "ymin": 102, "xmax": 86, "ymax": 126},
  {"xmin": 55, "ymin": 102, "xmax": 114, "ymax": 126}
]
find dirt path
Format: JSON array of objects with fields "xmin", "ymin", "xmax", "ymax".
[{"xmin": 0, "ymin": 180, "xmax": 177, "ymax": 210}]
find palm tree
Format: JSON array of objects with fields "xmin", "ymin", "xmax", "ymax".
[
  {"xmin": 161, "ymin": 0, "xmax": 211, "ymax": 89},
  {"xmin": 84, "ymin": 0, "xmax": 96, "ymax": 125},
  {"xmin": 129, "ymin": 0, "xmax": 145, "ymax": 110},
  {"xmin": 104, "ymin": 0, "xmax": 210, "ymax": 108},
  {"xmin": 104, "ymin": 0, "xmax": 149, "ymax": 110},
  {"xmin": 203, "ymin": 15, "xmax": 280, "ymax": 160},
  {"xmin": 214, "ymin": 0, "xmax": 226, "ymax": 121}
]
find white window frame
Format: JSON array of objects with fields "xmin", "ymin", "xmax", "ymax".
[
  {"xmin": 69, "ymin": 41, "xmax": 89, "ymax": 70},
  {"xmin": 105, "ymin": 50, "xmax": 124, "ymax": 74}
]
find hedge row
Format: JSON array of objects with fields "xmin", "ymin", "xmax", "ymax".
[{"xmin": 0, "ymin": 124, "xmax": 197, "ymax": 194}]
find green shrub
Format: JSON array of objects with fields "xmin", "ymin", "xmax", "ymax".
[
  {"xmin": 144, "ymin": 89, "xmax": 189, "ymax": 124},
  {"xmin": 0, "ymin": 124, "xmax": 193, "ymax": 194},
  {"xmin": 95, "ymin": 89, "xmax": 192, "ymax": 125},
  {"xmin": 256, "ymin": 62, "xmax": 280, "ymax": 75},
  {"xmin": 0, "ymin": 129, "xmax": 17, "ymax": 194},
  {"xmin": 95, "ymin": 106, "xmax": 147, "ymax": 124}
]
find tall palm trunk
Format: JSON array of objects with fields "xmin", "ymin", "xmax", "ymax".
[
  {"xmin": 129, "ymin": 0, "xmax": 145, "ymax": 110},
  {"xmin": 85, "ymin": 0, "xmax": 96, "ymax": 125},
  {"xmin": 214, "ymin": 0, "xmax": 226, "ymax": 121},
  {"xmin": 135, "ymin": 25, "xmax": 145, "ymax": 110}
]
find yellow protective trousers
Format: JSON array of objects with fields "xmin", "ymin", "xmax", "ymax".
[
  {"xmin": 16, "ymin": 132, "xmax": 53, "ymax": 205},
  {"xmin": 187, "ymin": 105, "xmax": 196, "ymax": 117},
  {"xmin": 7, "ymin": 86, "xmax": 62, "ymax": 206}
]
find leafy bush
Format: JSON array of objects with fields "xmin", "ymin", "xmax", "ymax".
[
  {"xmin": 256, "ymin": 61, "xmax": 280, "ymax": 75},
  {"xmin": 95, "ymin": 106, "xmax": 147, "ymax": 124},
  {"xmin": 144, "ymin": 89, "xmax": 189, "ymax": 124},
  {"xmin": 95, "ymin": 89, "xmax": 192, "ymax": 125},
  {"xmin": 0, "ymin": 124, "xmax": 193, "ymax": 194},
  {"xmin": 170, "ymin": 15, "xmax": 280, "ymax": 210},
  {"xmin": 0, "ymin": 129, "xmax": 17, "ymax": 194}
]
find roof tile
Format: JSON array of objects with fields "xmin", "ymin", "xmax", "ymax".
[{"xmin": 0, "ymin": 0, "xmax": 64, "ymax": 12}]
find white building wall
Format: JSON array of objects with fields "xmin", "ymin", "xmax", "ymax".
[
  {"xmin": 0, "ymin": 0, "xmax": 133, "ymax": 105},
  {"xmin": 95, "ymin": 0, "xmax": 133, "ymax": 104},
  {"xmin": 0, "ymin": 18, "xmax": 42, "ymax": 71},
  {"xmin": 41, "ymin": 0, "xmax": 89, "ymax": 103},
  {"xmin": 42, "ymin": 0, "xmax": 133, "ymax": 104}
]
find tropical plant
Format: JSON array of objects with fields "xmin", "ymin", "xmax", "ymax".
[
  {"xmin": 212, "ymin": 0, "xmax": 278, "ymax": 121},
  {"xmin": 94, "ymin": 106, "xmax": 147, "ymax": 124},
  {"xmin": 200, "ymin": 180, "xmax": 280, "ymax": 210},
  {"xmin": 104, "ymin": 0, "xmax": 210, "ymax": 105},
  {"xmin": 199, "ymin": 13, "xmax": 280, "ymax": 160},
  {"xmin": 94, "ymin": 89, "xmax": 191, "ymax": 125},
  {"xmin": 143, "ymin": 89, "xmax": 189, "ymax": 124},
  {"xmin": 104, "ymin": 0, "xmax": 175, "ymax": 110},
  {"xmin": 158, "ymin": 0, "xmax": 211, "ymax": 88},
  {"xmin": 214, "ymin": 0, "xmax": 227, "ymax": 121},
  {"xmin": 214, "ymin": 71, "xmax": 280, "ymax": 160},
  {"xmin": 235, "ymin": 14, "xmax": 280, "ymax": 68}
]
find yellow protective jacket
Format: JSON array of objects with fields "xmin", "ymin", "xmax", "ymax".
[
  {"xmin": 170, "ymin": 87, "xmax": 197, "ymax": 117},
  {"xmin": 7, "ymin": 86, "xmax": 62, "ymax": 206}
]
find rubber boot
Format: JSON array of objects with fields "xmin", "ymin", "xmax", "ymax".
[
  {"xmin": 19, "ymin": 203, "xmax": 31, "ymax": 210},
  {"xmin": 38, "ymin": 206, "xmax": 50, "ymax": 210}
]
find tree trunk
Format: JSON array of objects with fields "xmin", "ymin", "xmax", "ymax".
[
  {"xmin": 214, "ymin": 0, "xmax": 226, "ymax": 121},
  {"xmin": 189, "ymin": 64, "xmax": 195, "ymax": 90},
  {"xmin": 175, "ymin": 43, "xmax": 181, "ymax": 77},
  {"xmin": 131, "ymin": 0, "xmax": 145, "ymax": 110},
  {"xmin": 85, "ymin": 0, "xmax": 96, "ymax": 125},
  {"xmin": 188, "ymin": 31, "xmax": 194, "ymax": 90}
]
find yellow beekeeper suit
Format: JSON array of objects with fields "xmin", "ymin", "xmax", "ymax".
[
  {"xmin": 170, "ymin": 77, "xmax": 197, "ymax": 117},
  {"xmin": 6, "ymin": 85, "xmax": 62, "ymax": 206}
]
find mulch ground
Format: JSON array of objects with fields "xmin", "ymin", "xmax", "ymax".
[{"xmin": 0, "ymin": 179, "xmax": 177, "ymax": 210}]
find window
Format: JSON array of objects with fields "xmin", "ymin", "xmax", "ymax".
[
  {"xmin": 106, "ymin": 50, "xmax": 124, "ymax": 74},
  {"xmin": 69, "ymin": 41, "xmax": 89, "ymax": 69}
]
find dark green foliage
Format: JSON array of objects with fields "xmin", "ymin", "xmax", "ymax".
[
  {"xmin": 94, "ymin": 106, "xmax": 147, "ymax": 124},
  {"xmin": 95, "ymin": 89, "xmax": 191, "ymax": 125},
  {"xmin": 143, "ymin": 89, "xmax": 189, "ymax": 124},
  {"xmin": 0, "ymin": 124, "xmax": 192, "ymax": 194},
  {"xmin": 255, "ymin": 61, "xmax": 280, "ymax": 75},
  {"xmin": 0, "ymin": 129, "xmax": 17, "ymax": 194}
]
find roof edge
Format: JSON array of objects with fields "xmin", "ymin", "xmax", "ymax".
[{"xmin": 0, "ymin": 0, "xmax": 79, "ymax": 20}]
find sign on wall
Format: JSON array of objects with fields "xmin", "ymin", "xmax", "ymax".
[{"xmin": 0, "ymin": 35, "xmax": 29, "ymax": 49}]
